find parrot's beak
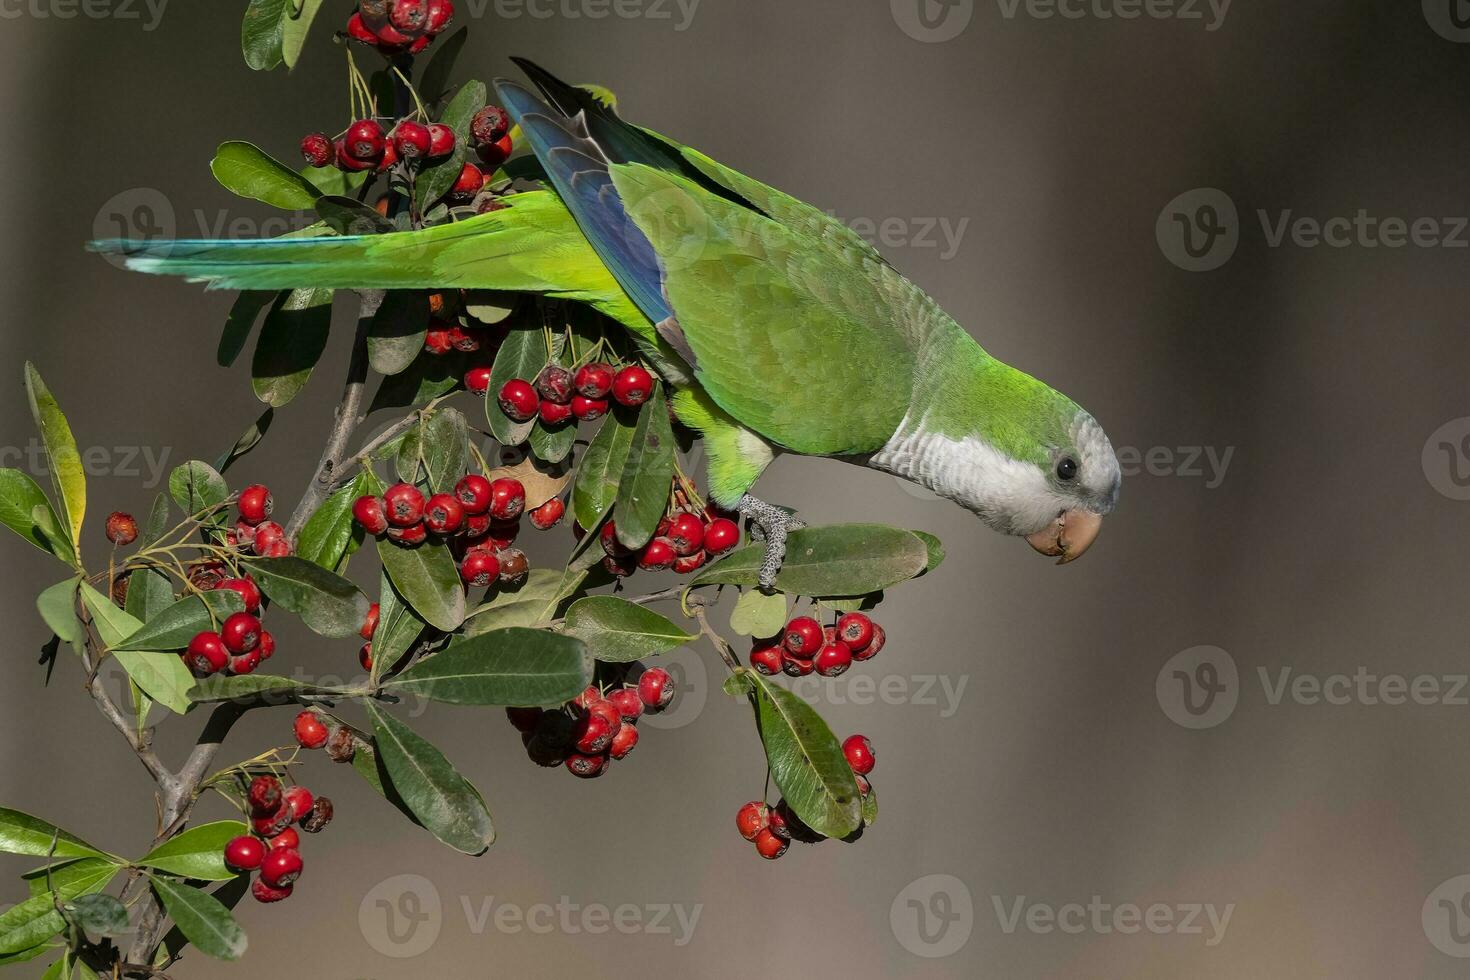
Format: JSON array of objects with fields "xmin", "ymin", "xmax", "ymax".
[{"xmin": 1026, "ymin": 509, "xmax": 1104, "ymax": 565}]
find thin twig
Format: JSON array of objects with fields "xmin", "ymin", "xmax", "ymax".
[{"xmin": 686, "ymin": 595, "xmax": 741, "ymax": 673}]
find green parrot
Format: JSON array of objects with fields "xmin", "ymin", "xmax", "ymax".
[{"xmin": 93, "ymin": 59, "xmax": 1121, "ymax": 587}]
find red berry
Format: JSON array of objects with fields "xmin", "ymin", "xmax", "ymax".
[
  {"xmin": 251, "ymin": 803, "xmax": 295, "ymax": 838},
  {"xmin": 464, "ymin": 513, "xmax": 492, "ymax": 539},
  {"xmin": 782, "ymin": 617, "xmax": 824, "ymax": 657},
  {"xmin": 383, "ymin": 483, "xmax": 425, "ymax": 527},
  {"xmin": 611, "ymin": 366, "xmax": 655, "ymax": 407},
  {"xmin": 376, "ymin": 139, "xmax": 400, "ymax": 173},
  {"xmin": 459, "ymin": 550, "xmax": 501, "ymax": 588},
  {"xmin": 475, "ymin": 135, "xmax": 515, "ymax": 169},
  {"xmin": 294, "ymin": 711, "xmax": 329, "ymax": 750},
  {"xmin": 392, "ymin": 120, "xmax": 432, "ymax": 160},
  {"xmin": 665, "ymin": 513, "xmax": 705, "ymax": 557},
  {"xmin": 505, "ymin": 706, "xmax": 543, "ymax": 733},
  {"xmin": 427, "ymin": 123, "xmax": 456, "ymax": 158},
  {"xmin": 447, "ymin": 325, "xmax": 481, "ymax": 353},
  {"xmin": 736, "ymin": 802, "xmax": 771, "ymax": 842},
  {"xmin": 361, "ymin": 603, "xmax": 380, "ymax": 640},
  {"xmin": 498, "ymin": 379, "xmax": 539, "ymax": 421},
  {"xmin": 749, "ymin": 640, "xmax": 783, "ymax": 676},
  {"xmin": 352, "ymin": 495, "xmax": 389, "ymax": 535},
  {"xmin": 423, "ymin": 324, "xmax": 455, "ymax": 355},
  {"xmin": 573, "ymin": 712, "xmax": 615, "ymax": 754},
  {"xmin": 639, "ymin": 538, "xmax": 677, "ymax": 571},
  {"xmin": 637, "ymin": 667, "xmax": 675, "ymax": 711},
  {"xmin": 409, "ymin": 34, "xmax": 432, "ymax": 54},
  {"xmin": 754, "ymin": 828, "xmax": 789, "ymax": 860},
  {"xmin": 703, "ymin": 518, "xmax": 740, "ymax": 556},
  {"xmin": 497, "ymin": 548, "xmax": 529, "ymax": 585},
  {"xmin": 536, "ymin": 365, "xmax": 573, "ymax": 403},
  {"xmin": 424, "ymin": 493, "xmax": 465, "ymax": 535},
  {"xmin": 220, "ymin": 612, "xmax": 262, "ymax": 656},
  {"xmin": 488, "ymin": 479, "xmax": 526, "ymax": 521},
  {"xmin": 228, "ymin": 650, "xmax": 262, "ymax": 677},
  {"xmin": 252, "ymin": 878, "xmax": 294, "ymax": 903},
  {"xmin": 359, "ymin": 642, "xmax": 374, "ymax": 671},
  {"xmin": 233, "ymin": 520, "xmax": 257, "ymax": 549},
  {"xmin": 346, "ymin": 12, "xmax": 380, "ymax": 45},
  {"xmin": 455, "ymin": 474, "xmax": 493, "ymax": 515},
  {"xmin": 781, "ymin": 652, "xmax": 815, "ymax": 677},
  {"xmin": 335, "ymin": 138, "xmax": 376, "ymax": 172},
  {"xmin": 450, "ymin": 162, "xmax": 484, "ymax": 200},
  {"xmin": 766, "ymin": 807, "xmax": 791, "ymax": 841},
  {"xmin": 529, "ymin": 497, "xmax": 565, "ymax": 530},
  {"xmin": 105, "ymin": 511, "xmax": 138, "ymax": 546},
  {"xmin": 257, "ymin": 631, "xmax": 277, "ymax": 660},
  {"xmin": 609, "ymin": 722, "xmax": 639, "ymax": 760},
  {"xmin": 570, "ymin": 395, "xmax": 609, "ymax": 422},
  {"xmin": 814, "ymin": 641, "xmax": 853, "ymax": 678},
  {"xmin": 386, "ymin": 522, "xmax": 428, "ymax": 547},
  {"xmin": 248, "ymin": 775, "xmax": 282, "ymax": 815},
  {"xmin": 573, "ymin": 362, "xmax": 614, "ymax": 399},
  {"xmin": 260, "ymin": 847, "xmax": 303, "ymax": 889},
  {"xmin": 607, "ymin": 688, "xmax": 644, "ymax": 723},
  {"xmin": 283, "ymin": 786, "xmax": 314, "ymax": 821},
  {"xmin": 269, "ymin": 827, "xmax": 300, "ymax": 851},
  {"xmin": 566, "ymin": 753, "xmax": 610, "ymax": 779},
  {"xmin": 465, "ymin": 366, "xmax": 494, "ymax": 395},
  {"xmin": 251, "ymin": 521, "xmax": 286, "ymax": 557},
  {"xmin": 600, "ymin": 520, "xmax": 632, "ymax": 558},
  {"xmin": 673, "ymin": 550, "xmax": 707, "ymax": 575},
  {"xmin": 842, "ymin": 734, "xmax": 875, "ymax": 776},
  {"xmin": 424, "ymin": 0, "xmax": 455, "ymax": 33},
  {"xmin": 300, "ymin": 132, "xmax": 334, "ymax": 168},
  {"xmin": 853, "ymin": 623, "xmax": 885, "ymax": 662},
  {"xmin": 390, "ymin": 0, "xmax": 428, "ymax": 33},
  {"xmin": 218, "ymin": 577, "xmax": 262, "ymax": 615},
  {"xmin": 224, "ymin": 835, "xmax": 266, "ymax": 873},
  {"xmin": 603, "ymin": 554, "xmax": 637, "ymax": 579},
  {"xmin": 836, "ymin": 613, "xmax": 875, "ymax": 652},
  {"xmin": 539, "ymin": 400, "xmax": 574, "ymax": 426},
  {"xmin": 345, "ymin": 119, "xmax": 386, "ymax": 162},
  {"xmin": 184, "ymin": 632, "xmax": 228, "ymax": 677},
  {"xmin": 238, "ymin": 485, "xmax": 273, "ymax": 526},
  {"xmin": 470, "ymin": 105, "xmax": 511, "ymax": 145}
]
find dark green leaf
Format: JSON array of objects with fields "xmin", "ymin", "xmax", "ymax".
[
  {"xmin": 297, "ymin": 474, "xmax": 366, "ymax": 570},
  {"xmin": 564, "ymin": 597, "xmax": 695, "ymax": 663},
  {"xmin": 693, "ymin": 524, "xmax": 929, "ymax": 597},
  {"xmin": 364, "ymin": 470, "xmax": 464, "ymax": 631},
  {"xmin": 613, "ymin": 384, "xmax": 674, "ymax": 549},
  {"xmin": 416, "ymin": 81, "xmax": 487, "ymax": 209},
  {"xmin": 168, "ymin": 461, "xmax": 229, "ymax": 521},
  {"xmin": 571, "ymin": 409, "xmax": 636, "ymax": 529},
  {"xmin": 78, "ymin": 583, "xmax": 195, "ymax": 715},
  {"xmin": 252, "ymin": 287, "xmax": 334, "ymax": 407},
  {"xmin": 61, "ymin": 893, "xmax": 129, "ymax": 936},
  {"xmin": 0, "ymin": 809, "xmax": 108, "ymax": 861},
  {"xmin": 528, "ymin": 417, "xmax": 577, "ymax": 465},
  {"xmin": 422, "ymin": 407, "xmax": 469, "ymax": 492},
  {"xmin": 910, "ymin": 530, "xmax": 946, "ymax": 574},
  {"xmin": 115, "ymin": 591, "xmax": 243, "ymax": 652},
  {"xmin": 219, "ymin": 291, "xmax": 276, "ymax": 368},
  {"xmin": 371, "ymin": 570, "xmax": 425, "ymax": 685},
  {"xmin": 23, "ymin": 858, "xmax": 118, "ymax": 899},
  {"xmin": 317, "ymin": 195, "xmax": 395, "ymax": 235},
  {"xmin": 302, "ymin": 165, "xmax": 370, "ymax": 198},
  {"xmin": 150, "ymin": 877, "xmax": 247, "ymax": 961},
  {"xmin": 463, "ymin": 568, "xmax": 586, "ymax": 634},
  {"xmin": 24, "ymin": 364, "xmax": 85, "ymax": 561},
  {"xmin": 241, "ymin": 0, "xmax": 288, "ymax": 70},
  {"xmin": 363, "ymin": 702, "xmax": 495, "ymax": 855},
  {"xmin": 138, "ymin": 821, "xmax": 248, "ymax": 881},
  {"xmin": 212, "ymin": 141, "xmax": 321, "ymax": 209},
  {"xmin": 367, "ymin": 291, "xmax": 430, "ymax": 377},
  {"xmin": 215, "ymin": 409, "xmax": 275, "ymax": 475},
  {"xmin": 485, "ymin": 321, "xmax": 552, "ymax": 446},
  {"xmin": 0, "ymin": 469, "xmax": 67, "ymax": 560},
  {"xmin": 419, "ymin": 26, "xmax": 468, "ymax": 103},
  {"xmin": 0, "ymin": 862, "xmax": 118, "ymax": 956},
  {"xmin": 187, "ymin": 674, "xmax": 353, "ymax": 704},
  {"xmin": 749, "ymin": 674, "xmax": 862, "ymax": 839},
  {"xmin": 385, "ymin": 628, "xmax": 592, "ymax": 706},
  {"xmin": 249, "ymin": 556, "xmax": 372, "ymax": 638},
  {"xmin": 124, "ymin": 568, "xmax": 174, "ymax": 626},
  {"xmin": 369, "ymin": 349, "xmax": 461, "ymax": 414}
]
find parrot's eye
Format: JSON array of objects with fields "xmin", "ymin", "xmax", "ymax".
[{"xmin": 1056, "ymin": 457, "xmax": 1079, "ymax": 482}]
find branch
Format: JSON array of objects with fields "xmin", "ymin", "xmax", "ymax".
[
  {"xmin": 78, "ymin": 617, "xmax": 170, "ymax": 786},
  {"xmin": 685, "ymin": 594, "xmax": 742, "ymax": 673}
]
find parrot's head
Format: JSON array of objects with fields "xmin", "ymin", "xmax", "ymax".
[{"xmin": 1010, "ymin": 405, "xmax": 1122, "ymax": 565}]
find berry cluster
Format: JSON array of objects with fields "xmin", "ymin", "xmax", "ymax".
[
  {"xmin": 735, "ymin": 735, "xmax": 876, "ymax": 861},
  {"xmin": 507, "ymin": 666, "xmax": 676, "ymax": 779},
  {"xmin": 750, "ymin": 612, "xmax": 886, "ymax": 679},
  {"xmin": 223, "ymin": 773, "xmax": 334, "ymax": 904},
  {"xmin": 229, "ymin": 484, "xmax": 294, "ymax": 559},
  {"xmin": 598, "ymin": 508, "xmax": 741, "ymax": 579},
  {"xmin": 182, "ymin": 577, "xmax": 274, "ymax": 679},
  {"xmin": 496, "ymin": 362, "xmax": 654, "ymax": 429},
  {"xmin": 345, "ymin": 0, "xmax": 455, "ymax": 57}
]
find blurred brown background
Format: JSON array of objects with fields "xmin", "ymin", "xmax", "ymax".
[{"xmin": 3, "ymin": 0, "xmax": 1470, "ymax": 976}]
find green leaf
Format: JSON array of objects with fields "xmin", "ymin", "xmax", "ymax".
[
  {"xmin": 463, "ymin": 568, "xmax": 586, "ymax": 634},
  {"xmin": 23, "ymin": 858, "xmax": 117, "ymax": 899},
  {"xmin": 911, "ymin": 529, "xmax": 946, "ymax": 574},
  {"xmin": 36, "ymin": 578, "xmax": 81, "ymax": 649},
  {"xmin": 219, "ymin": 291, "xmax": 276, "ymax": 368},
  {"xmin": 150, "ymin": 877, "xmax": 247, "ymax": 961},
  {"xmin": 301, "ymin": 165, "xmax": 370, "ymax": 198},
  {"xmin": 369, "ymin": 348, "xmax": 463, "ymax": 414},
  {"xmin": 241, "ymin": 0, "xmax": 287, "ymax": 69},
  {"xmin": 613, "ymin": 385, "xmax": 673, "ymax": 549},
  {"xmin": 252, "ymin": 288, "xmax": 334, "ymax": 407},
  {"xmin": 124, "ymin": 568, "xmax": 174, "ymax": 626},
  {"xmin": 115, "ymin": 591, "xmax": 244, "ymax": 652},
  {"xmin": 77, "ymin": 583, "xmax": 196, "ymax": 714},
  {"xmin": 528, "ymin": 416, "xmax": 577, "ymax": 465},
  {"xmin": 364, "ymin": 471, "xmax": 465, "ymax": 632},
  {"xmin": 564, "ymin": 597, "xmax": 695, "ymax": 664},
  {"xmin": 138, "ymin": 821, "xmax": 248, "ymax": 881},
  {"xmin": 188, "ymin": 674, "xmax": 353, "ymax": 704},
  {"xmin": 694, "ymin": 524, "xmax": 929, "ymax": 597},
  {"xmin": 385, "ymin": 628, "xmax": 593, "ymax": 706},
  {"xmin": 248, "ymin": 556, "xmax": 372, "ymax": 638},
  {"xmin": 728, "ymin": 589, "xmax": 787, "ymax": 639},
  {"xmin": 167, "ymin": 461, "xmax": 229, "ymax": 521},
  {"xmin": 571, "ymin": 410, "xmax": 636, "ymax": 532},
  {"xmin": 485, "ymin": 322, "xmax": 552, "ymax": 446},
  {"xmin": 24, "ymin": 364, "xmax": 85, "ymax": 560},
  {"xmin": 0, "ymin": 860, "xmax": 118, "ymax": 956},
  {"xmin": 723, "ymin": 670, "xmax": 756, "ymax": 698},
  {"xmin": 297, "ymin": 474, "xmax": 366, "ymax": 571},
  {"xmin": 212, "ymin": 141, "xmax": 321, "ymax": 209},
  {"xmin": 371, "ymin": 570, "xmax": 425, "ymax": 684},
  {"xmin": 280, "ymin": 0, "xmax": 327, "ymax": 68},
  {"xmin": 215, "ymin": 409, "xmax": 276, "ymax": 475},
  {"xmin": 316, "ymin": 194, "xmax": 395, "ymax": 235},
  {"xmin": 0, "ymin": 469, "xmax": 70, "ymax": 561},
  {"xmin": 399, "ymin": 408, "xmax": 468, "ymax": 492},
  {"xmin": 417, "ymin": 80, "xmax": 487, "ymax": 209},
  {"xmin": 860, "ymin": 782, "xmax": 878, "ymax": 827},
  {"xmin": 0, "ymin": 809, "xmax": 108, "ymax": 861},
  {"xmin": 363, "ymin": 702, "xmax": 495, "ymax": 855},
  {"xmin": 367, "ymin": 291, "xmax": 430, "ymax": 377},
  {"xmin": 61, "ymin": 893, "xmax": 129, "ymax": 936},
  {"xmin": 419, "ymin": 26, "xmax": 468, "ymax": 103},
  {"xmin": 748, "ymin": 674, "xmax": 862, "ymax": 840}
]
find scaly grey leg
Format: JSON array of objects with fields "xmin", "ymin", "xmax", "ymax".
[{"xmin": 736, "ymin": 494, "xmax": 806, "ymax": 592}]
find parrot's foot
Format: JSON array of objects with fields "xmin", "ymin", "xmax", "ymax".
[{"xmin": 736, "ymin": 495, "xmax": 806, "ymax": 592}]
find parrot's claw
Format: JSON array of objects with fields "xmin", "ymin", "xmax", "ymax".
[{"xmin": 736, "ymin": 495, "xmax": 805, "ymax": 592}]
